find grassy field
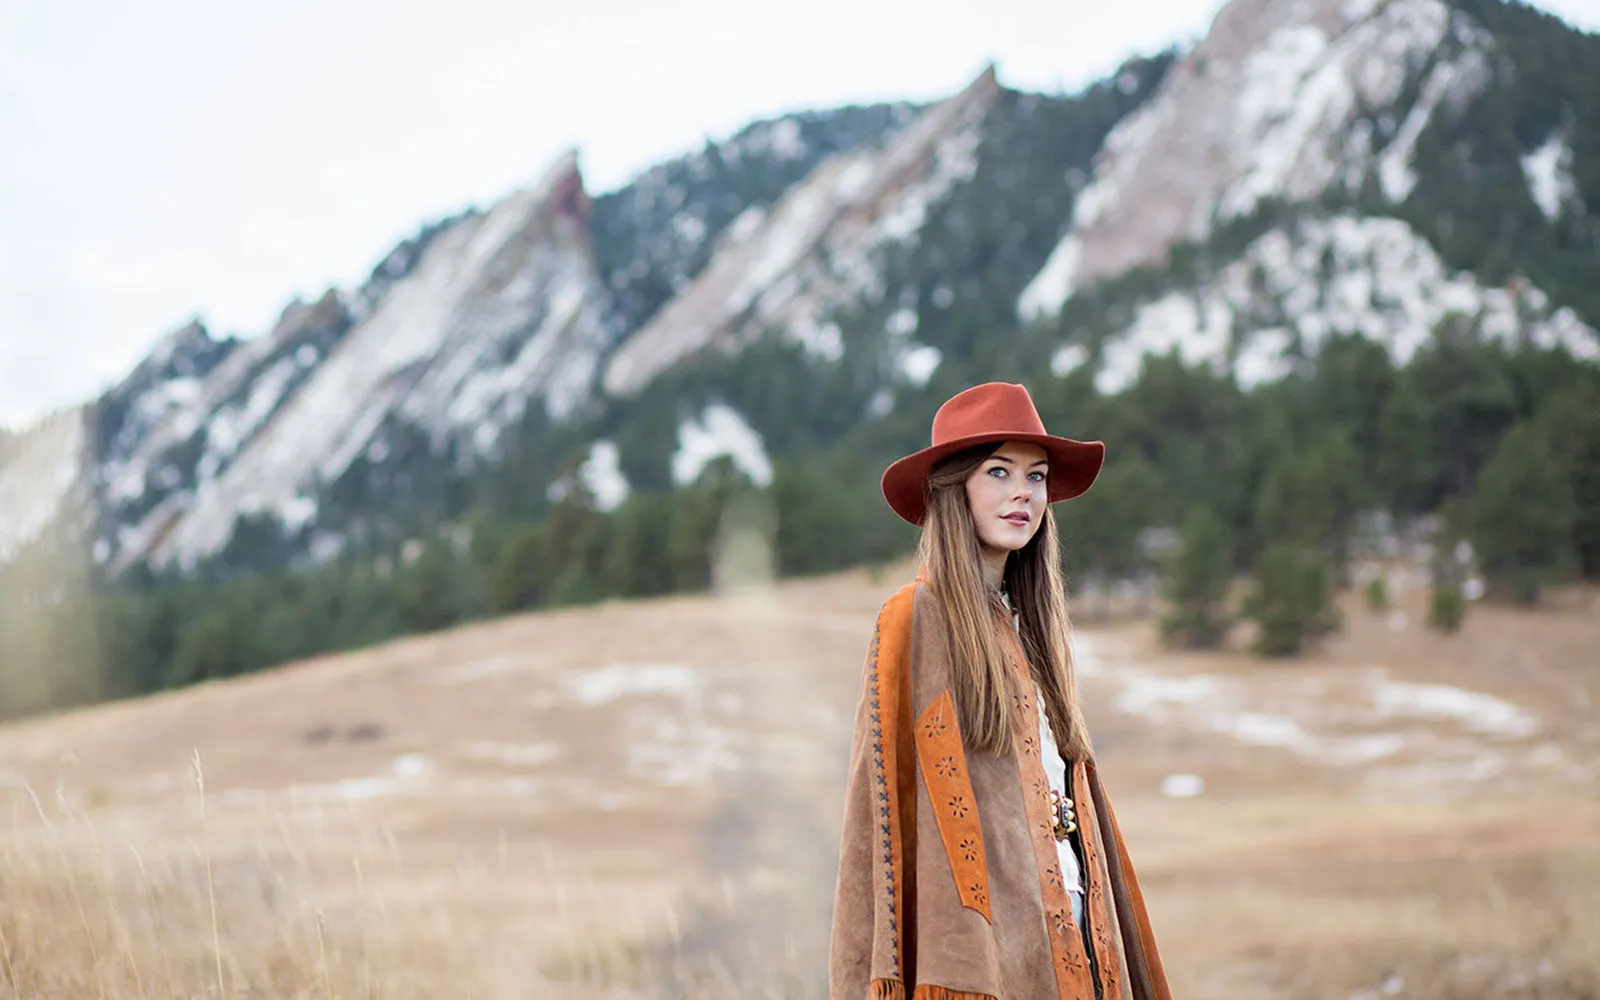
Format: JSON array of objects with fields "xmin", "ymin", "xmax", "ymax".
[{"xmin": 1, "ymin": 562, "xmax": 1596, "ymax": 998}]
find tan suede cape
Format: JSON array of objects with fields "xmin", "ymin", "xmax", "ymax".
[{"xmin": 829, "ymin": 574, "xmax": 1173, "ymax": 1000}]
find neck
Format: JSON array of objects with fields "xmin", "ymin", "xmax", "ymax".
[{"xmin": 979, "ymin": 544, "xmax": 1008, "ymax": 593}]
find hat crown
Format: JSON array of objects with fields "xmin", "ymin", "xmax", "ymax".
[{"xmin": 930, "ymin": 382, "xmax": 1048, "ymax": 446}]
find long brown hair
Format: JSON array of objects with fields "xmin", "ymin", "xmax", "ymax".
[{"xmin": 917, "ymin": 443, "xmax": 1093, "ymax": 760}]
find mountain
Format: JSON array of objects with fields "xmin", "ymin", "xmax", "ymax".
[
  {"xmin": 1018, "ymin": 0, "xmax": 1496, "ymax": 316},
  {"xmin": 2, "ymin": 0, "xmax": 1597, "ymax": 594},
  {"xmin": 602, "ymin": 70, "xmax": 1000, "ymax": 397},
  {"xmin": 1016, "ymin": 0, "xmax": 1599, "ymax": 395}
]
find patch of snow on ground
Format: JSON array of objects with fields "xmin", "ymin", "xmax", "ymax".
[
  {"xmin": 1075, "ymin": 634, "xmax": 1543, "ymax": 779},
  {"xmin": 672, "ymin": 403, "xmax": 773, "ymax": 487},
  {"xmin": 441, "ymin": 654, "xmax": 522, "ymax": 684},
  {"xmin": 569, "ymin": 663, "xmax": 700, "ymax": 706},
  {"xmin": 280, "ymin": 754, "xmax": 436, "ymax": 804},
  {"xmin": 463, "ymin": 741, "xmax": 561, "ymax": 767},
  {"xmin": 628, "ymin": 714, "xmax": 743, "ymax": 787},
  {"xmin": 1370, "ymin": 680, "xmax": 1537, "ymax": 738},
  {"xmin": 1161, "ymin": 773, "xmax": 1206, "ymax": 798}
]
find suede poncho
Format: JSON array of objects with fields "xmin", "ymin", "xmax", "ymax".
[{"xmin": 829, "ymin": 576, "xmax": 1172, "ymax": 1000}]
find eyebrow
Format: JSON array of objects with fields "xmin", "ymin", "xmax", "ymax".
[{"xmin": 990, "ymin": 456, "xmax": 1050, "ymax": 468}]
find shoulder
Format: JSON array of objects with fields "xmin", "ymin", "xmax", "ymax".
[
  {"xmin": 873, "ymin": 577, "xmax": 938, "ymax": 638},
  {"xmin": 872, "ymin": 578, "xmax": 952, "ymax": 680}
]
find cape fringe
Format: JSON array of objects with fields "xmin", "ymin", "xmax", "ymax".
[
  {"xmin": 870, "ymin": 979, "xmax": 906, "ymax": 1000},
  {"xmin": 912, "ymin": 986, "xmax": 998, "ymax": 1000}
]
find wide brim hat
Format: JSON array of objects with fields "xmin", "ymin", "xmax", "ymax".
[{"xmin": 881, "ymin": 381, "xmax": 1105, "ymax": 526}]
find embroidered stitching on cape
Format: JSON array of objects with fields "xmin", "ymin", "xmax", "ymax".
[{"xmin": 867, "ymin": 615, "xmax": 902, "ymax": 973}]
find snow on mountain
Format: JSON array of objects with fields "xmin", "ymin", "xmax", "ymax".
[
  {"xmin": 672, "ymin": 404, "xmax": 773, "ymax": 489},
  {"xmin": 111, "ymin": 152, "xmax": 613, "ymax": 572},
  {"xmin": 602, "ymin": 68, "xmax": 999, "ymax": 397},
  {"xmin": 95, "ymin": 320, "xmax": 238, "ymax": 468},
  {"xmin": 97, "ymin": 299, "xmax": 348, "ymax": 510},
  {"xmin": 1073, "ymin": 213, "xmax": 1599, "ymax": 395},
  {"xmin": 1522, "ymin": 132, "xmax": 1578, "ymax": 220},
  {"xmin": 1019, "ymin": 0, "xmax": 1491, "ymax": 319},
  {"xmin": 545, "ymin": 438, "xmax": 631, "ymax": 511},
  {"xmin": 589, "ymin": 104, "xmax": 915, "ymax": 338},
  {"xmin": 0, "ymin": 411, "xmax": 86, "ymax": 562}
]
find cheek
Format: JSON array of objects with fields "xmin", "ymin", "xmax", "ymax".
[{"xmin": 968, "ymin": 473, "xmax": 998, "ymax": 507}]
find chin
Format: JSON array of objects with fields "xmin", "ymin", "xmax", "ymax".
[{"xmin": 986, "ymin": 531, "xmax": 1032, "ymax": 553}]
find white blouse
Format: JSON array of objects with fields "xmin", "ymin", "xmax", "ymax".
[
  {"xmin": 1001, "ymin": 592, "xmax": 1086, "ymax": 925},
  {"xmin": 1033, "ymin": 677, "xmax": 1087, "ymax": 927}
]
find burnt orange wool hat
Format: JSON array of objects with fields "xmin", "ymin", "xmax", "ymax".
[{"xmin": 881, "ymin": 381, "xmax": 1105, "ymax": 526}]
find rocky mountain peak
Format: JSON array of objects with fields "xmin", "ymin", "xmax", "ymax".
[
  {"xmin": 114, "ymin": 148, "xmax": 614, "ymax": 573},
  {"xmin": 136, "ymin": 318, "xmax": 237, "ymax": 385},
  {"xmin": 602, "ymin": 65, "xmax": 1000, "ymax": 396},
  {"xmin": 1019, "ymin": 0, "xmax": 1491, "ymax": 318}
]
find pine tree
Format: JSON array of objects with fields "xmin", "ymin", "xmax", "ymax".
[
  {"xmin": 1536, "ymin": 381, "xmax": 1600, "ymax": 580},
  {"xmin": 1471, "ymin": 421, "xmax": 1578, "ymax": 603},
  {"xmin": 1159, "ymin": 507, "xmax": 1234, "ymax": 650},
  {"xmin": 1255, "ymin": 432, "xmax": 1361, "ymax": 576},
  {"xmin": 1244, "ymin": 543, "xmax": 1341, "ymax": 657},
  {"xmin": 395, "ymin": 540, "xmax": 473, "ymax": 633},
  {"xmin": 1068, "ymin": 457, "xmax": 1163, "ymax": 615},
  {"xmin": 489, "ymin": 523, "xmax": 546, "ymax": 613},
  {"xmin": 1429, "ymin": 583, "xmax": 1467, "ymax": 633}
]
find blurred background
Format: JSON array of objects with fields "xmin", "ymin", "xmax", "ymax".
[{"xmin": 3, "ymin": 0, "xmax": 1599, "ymax": 996}]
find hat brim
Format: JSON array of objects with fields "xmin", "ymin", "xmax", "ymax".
[{"xmin": 881, "ymin": 433, "xmax": 1105, "ymax": 526}]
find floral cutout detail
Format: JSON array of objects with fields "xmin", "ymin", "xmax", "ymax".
[
  {"xmin": 1050, "ymin": 907, "xmax": 1074, "ymax": 936},
  {"xmin": 914, "ymin": 687, "xmax": 991, "ymax": 923},
  {"xmin": 1020, "ymin": 734, "xmax": 1038, "ymax": 756},
  {"xmin": 1044, "ymin": 862, "xmax": 1063, "ymax": 889}
]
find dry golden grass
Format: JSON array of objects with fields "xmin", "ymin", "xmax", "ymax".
[{"xmin": 1, "ymin": 566, "xmax": 1597, "ymax": 998}]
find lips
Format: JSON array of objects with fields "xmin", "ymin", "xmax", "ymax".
[{"xmin": 1002, "ymin": 512, "xmax": 1031, "ymax": 525}]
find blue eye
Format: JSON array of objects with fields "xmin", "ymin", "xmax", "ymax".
[
  {"xmin": 1029, "ymin": 471, "xmax": 1046, "ymax": 483},
  {"xmin": 988, "ymin": 467, "xmax": 1006, "ymax": 477}
]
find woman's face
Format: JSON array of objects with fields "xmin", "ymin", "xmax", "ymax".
[{"xmin": 964, "ymin": 441, "xmax": 1050, "ymax": 555}]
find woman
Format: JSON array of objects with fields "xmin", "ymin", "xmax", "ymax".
[{"xmin": 830, "ymin": 382, "xmax": 1170, "ymax": 1000}]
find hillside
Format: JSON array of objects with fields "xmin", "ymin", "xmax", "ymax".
[{"xmin": 2, "ymin": 565, "xmax": 1596, "ymax": 996}]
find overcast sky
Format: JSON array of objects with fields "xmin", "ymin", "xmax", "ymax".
[{"xmin": 3, "ymin": 0, "xmax": 1598, "ymax": 430}]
